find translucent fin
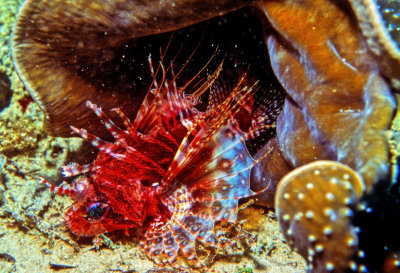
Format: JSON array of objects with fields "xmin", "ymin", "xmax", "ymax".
[
  {"xmin": 70, "ymin": 126, "xmax": 118, "ymax": 155},
  {"xmin": 86, "ymin": 101, "xmax": 131, "ymax": 146},
  {"xmin": 142, "ymin": 122, "xmax": 264, "ymax": 266},
  {"xmin": 61, "ymin": 162, "xmax": 92, "ymax": 177},
  {"xmin": 38, "ymin": 176, "xmax": 74, "ymax": 196},
  {"xmin": 162, "ymin": 77, "xmax": 257, "ymax": 186},
  {"xmin": 141, "ymin": 215, "xmax": 198, "ymax": 268}
]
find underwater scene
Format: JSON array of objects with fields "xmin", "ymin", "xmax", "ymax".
[{"xmin": 1, "ymin": 0, "xmax": 400, "ymax": 272}]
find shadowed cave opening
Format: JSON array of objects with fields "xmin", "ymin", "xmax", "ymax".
[{"xmin": 69, "ymin": 6, "xmax": 286, "ymax": 158}]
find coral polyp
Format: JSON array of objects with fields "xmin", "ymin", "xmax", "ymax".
[{"xmin": 43, "ymin": 61, "xmax": 271, "ymax": 268}]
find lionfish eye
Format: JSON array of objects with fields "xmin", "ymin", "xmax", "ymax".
[{"xmin": 86, "ymin": 202, "xmax": 109, "ymax": 221}]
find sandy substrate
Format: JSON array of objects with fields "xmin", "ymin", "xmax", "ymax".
[{"xmin": 0, "ymin": 202, "xmax": 307, "ymax": 272}]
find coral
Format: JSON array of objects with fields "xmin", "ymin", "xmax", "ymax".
[
  {"xmin": 377, "ymin": 0, "xmax": 400, "ymax": 44},
  {"xmin": 11, "ymin": 0, "xmax": 254, "ymax": 137},
  {"xmin": 250, "ymin": 137, "xmax": 292, "ymax": 207},
  {"xmin": 259, "ymin": 0, "xmax": 396, "ymax": 196},
  {"xmin": 0, "ymin": 1, "xmax": 87, "ymax": 268},
  {"xmin": 276, "ymin": 161, "xmax": 365, "ymax": 272},
  {"xmin": 349, "ymin": 0, "xmax": 400, "ymax": 89},
  {"xmin": 382, "ymin": 252, "xmax": 400, "ymax": 273},
  {"xmin": 257, "ymin": 0, "xmax": 397, "ymax": 270}
]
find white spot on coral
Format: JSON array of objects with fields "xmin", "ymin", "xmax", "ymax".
[
  {"xmin": 325, "ymin": 262, "xmax": 334, "ymax": 271},
  {"xmin": 347, "ymin": 237, "xmax": 356, "ymax": 246},
  {"xmin": 315, "ymin": 244, "xmax": 324, "ymax": 252},
  {"xmin": 358, "ymin": 264, "xmax": 368, "ymax": 272},
  {"xmin": 325, "ymin": 208, "xmax": 337, "ymax": 222},
  {"xmin": 326, "ymin": 192, "xmax": 335, "ymax": 201},
  {"xmin": 324, "ymin": 208, "xmax": 334, "ymax": 217},
  {"xmin": 294, "ymin": 212, "xmax": 304, "ymax": 221},
  {"xmin": 306, "ymin": 183, "xmax": 314, "ymax": 189},
  {"xmin": 349, "ymin": 261, "xmax": 357, "ymax": 271},
  {"xmin": 308, "ymin": 234, "xmax": 316, "ymax": 242},
  {"xmin": 343, "ymin": 197, "xmax": 352, "ymax": 205},
  {"xmin": 330, "ymin": 177, "xmax": 338, "ymax": 184},
  {"xmin": 342, "ymin": 207, "xmax": 353, "ymax": 217},
  {"xmin": 305, "ymin": 211, "xmax": 314, "ymax": 219},
  {"xmin": 323, "ymin": 226, "xmax": 332, "ymax": 236},
  {"xmin": 343, "ymin": 181, "xmax": 352, "ymax": 190}
]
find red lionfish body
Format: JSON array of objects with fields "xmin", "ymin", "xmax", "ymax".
[{"xmin": 52, "ymin": 59, "xmax": 271, "ymax": 267}]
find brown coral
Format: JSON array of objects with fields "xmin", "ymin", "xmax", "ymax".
[
  {"xmin": 259, "ymin": 0, "xmax": 396, "ymax": 196},
  {"xmin": 276, "ymin": 160, "xmax": 365, "ymax": 272},
  {"xmin": 349, "ymin": 0, "xmax": 400, "ymax": 89},
  {"xmin": 11, "ymin": 0, "xmax": 253, "ymax": 137}
]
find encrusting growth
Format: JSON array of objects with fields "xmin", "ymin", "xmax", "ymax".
[{"xmin": 276, "ymin": 161, "xmax": 366, "ymax": 273}]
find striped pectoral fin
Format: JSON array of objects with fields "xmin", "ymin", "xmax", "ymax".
[
  {"xmin": 141, "ymin": 217, "xmax": 199, "ymax": 268},
  {"xmin": 133, "ymin": 79, "xmax": 198, "ymax": 135},
  {"xmin": 164, "ymin": 175, "xmax": 244, "ymax": 224},
  {"xmin": 173, "ymin": 212, "xmax": 244, "ymax": 249},
  {"xmin": 141, "ymin": 222, "xmax": 176, "ymax": 267},
  {"xmin": 38, "ymin": 177, "xmax": 74, "ymax": 196},
  {"xmin": 148, "ymin": 116, "xmax": 263, "ymax": 267},
  {"xmin": 161, "ymin": 81, "xmax": 257, "ymax": 185},
  {"xmin": 175, "ymin": 214, "xmax": 218, "ymax": 246},
  {"xmin": 141, "ymin": 214, "xmax": 220, "ymax": 268},
  {"xmin": 85, "ymin": 101, "xmax": 133, "ymax": 146},
  {"xmin": 182, "ymin": 123, "xmax": 257, "ymax": 199},
  {"xmin": 143, "ymin": 184, "xmax": 244, "ymax": 268},
  {"xmin": 61, "ymin": 162, "xmax": 92, "ymax": 177},
  {"xmin": 69, "ymin": 125, "xmax": 119, "ymax": 156},
  {"xmin": 161, "ymin": 223, "xmax": 180, "ymax": 265},
  {"xmin": 169, "ymin": 219, "xmax": 199, "ymax": 266}
]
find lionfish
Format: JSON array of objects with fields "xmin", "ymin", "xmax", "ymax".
[{"xmin": 40, "ymin": 56, "xmax": 272, "ymax": 268}]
